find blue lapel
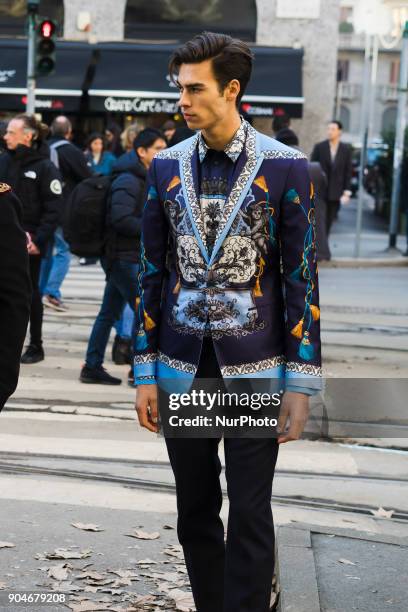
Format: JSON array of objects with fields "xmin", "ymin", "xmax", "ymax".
[{"xmin": 179, "ymin": 134, "xmax": 210, "ymax": 264}]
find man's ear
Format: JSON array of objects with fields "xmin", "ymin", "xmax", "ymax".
[{"xmin": 226, "ymin": 79, "xmax": 241, "ymax": 103}]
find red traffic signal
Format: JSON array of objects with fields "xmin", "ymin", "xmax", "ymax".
[{"xmin": 39, "ymin": 20, "xmax": 55, "ymax": 39}]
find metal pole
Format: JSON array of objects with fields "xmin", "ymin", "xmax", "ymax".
[
  {"xmin": 388, "ymin": 21, "xmax": 408, "ymax": 249},
  {"xmin": 354, "ymin": 33, "xmax": 373, "ymax": 258},
  {"xmin": 26, "ymin": 10, "xmax": 36, "ymax": 114},
  {"xmin": 368, "ymin": 34, "xmax": 379, "ymax": 145}
]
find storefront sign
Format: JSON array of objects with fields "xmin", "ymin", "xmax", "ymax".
[
  {"xmin": 21, "ymin": 96, "xmax": 64, "ymax": 110},
  {"xmin": 104, "ymin": 96, "xmax": 179, "ymax": 114},
  {"xmin": 276, "ymin": 0, "xmax": 320, "ymax": 19},
  {"xmin": 0, "ymin": 69, "xmax": 16, "ymax": 83}
]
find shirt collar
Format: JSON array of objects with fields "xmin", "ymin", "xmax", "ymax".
[{"xmin": 198, "ymin": 118, "xmax": 247, "ymax": 164}]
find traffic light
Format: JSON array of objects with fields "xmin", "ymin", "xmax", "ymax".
[{"xmin": 36, "ymin": 19, "xmax": 56, "ymax": 76}]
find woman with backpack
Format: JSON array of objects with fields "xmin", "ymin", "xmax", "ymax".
[{"xmin": 2, "ymin": 114, "xmax": 63, "ymax": 364}]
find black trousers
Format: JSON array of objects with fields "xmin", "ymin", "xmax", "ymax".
[
  {"xmin": 28, "ymin": 254, "xmax": 43, "ymax": 347},
  {"xmin": 326, "ymin": 200, "xmax": 340, "ymax": 235},
  {"xmin": 164, "ymin": 339, "xmax": 280, "ymax": 612}
]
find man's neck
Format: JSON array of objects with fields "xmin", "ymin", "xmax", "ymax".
[
  {"xmin": 201, "ymin": 112, "xmax": 242, "ymax": 151},
  {"xmin": 329, "ymin": 137, "xmax": 340, "ymax": 147}
]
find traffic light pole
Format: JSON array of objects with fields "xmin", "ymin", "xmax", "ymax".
[
  {"xmin": 388, "ymin": 21, "xmax": 408, "ymax": 250},
  {"xmin": 26, "ymin": 8, "xmax": 37, "ymax": 114}
]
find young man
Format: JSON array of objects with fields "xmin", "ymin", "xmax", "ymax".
[
  {"xmin": 134, "ymin": 32, "xmax": 322, "ymax": 612},
  {"xmin": 80, "ymin": 128, "xmax": 166, "ymax": 385},
  {"xmin": 311, "ymin": 120, "xmax": 352, "ymax": 234}
]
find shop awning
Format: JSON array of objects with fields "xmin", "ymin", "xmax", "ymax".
[
  {"xmin": 0, "ymin": 39, "xmax": 304, "ymax": 117},
  {"xmin": 0, "ymin": 38, "xmax": 94, "ymax": 112},
  {"xmin": 88, "ymin": 43, "xmax": 304, "ymax": 118}
]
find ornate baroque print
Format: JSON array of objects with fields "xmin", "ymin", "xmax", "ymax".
[
  {"xmin": 134, "ymin": 352, "xmax": 158, "ymax": 365},
  {"xmin": 221, "ymin": 355, "xmax": 286, "ymax": 376},
  {"xmin": 286, "ymin": 361, "xmax": 322, "ymax": 377},
  {"xmin": 158, "ymin": 351, "xmax": 196, "ymax": 374},
  {"xmin": 262, "ymin": 150, "xmax": 307, "ymax": 159}
]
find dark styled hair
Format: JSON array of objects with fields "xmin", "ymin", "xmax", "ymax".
[
  {"xmin": 169, "ymin": 31, "xmax": 254, "ymax": 107},
  {"xmin": 133, "ymin": 128, "xmax": 165, "ymax": 152},
  {"xmin": 14, "ymin": 113, "xmax": 49, "ymax": 142},
  {"xmin": 86, "ymin": 132, "xmax": 106, "ymax": 150},
  {"xmin": 274, "ymin": 128, "xmax": 299, "ymax": 147},
  {"xmin": 330, "ymin": 120, "xmax": 343, "ymax": 130}
]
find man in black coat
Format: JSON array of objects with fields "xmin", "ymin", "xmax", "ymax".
[
  {"xmin": 0, "ymin": 183, "xmax": 31, "ymax": 410},
  {"xmin": 311, "ymin": 120, "xmax": 353, "ymax": 234},
  {"xmin": 41, "ymin": 116, "xmax": 92, "ymax": 311}
]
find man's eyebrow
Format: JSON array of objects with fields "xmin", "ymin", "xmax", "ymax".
[{"xmin": 176, "ymin": 81, "xmax": 205, "ymax": 89}]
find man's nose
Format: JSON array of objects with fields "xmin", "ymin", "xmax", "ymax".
[{"xmin": 179, "ymin": 90, "xmax": 191, "ymax": 108}]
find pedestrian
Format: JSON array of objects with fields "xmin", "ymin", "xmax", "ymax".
[
  {"xmin": 2, "ymin": 114, "xmax": 62, "ymax": 364},
  {"xmin": 105, "ymin": 122, "xmax": 124, "ymax": 158},
  {"xmin": 40, "ymin": 116, "xmax": 93, "ymax": 311},
  {"xmin": 85, "ymin": 132, "xmax": 116, "ymax": 177},
  {"xmin": 311, "ymin": 120, "xmax": 352, "ymax": 235},
  {"xmin": 274, "ymin": 127, "xmax": 331, "ymax": 261},
  {"xmin": 135, "ymin": 31, "xmax": 322, "ymax": 612},
  {"xmin": 162, "ymin": 119, "xmax": 177, "ymax": 144},
  {"xmin": 0, "ymin": 183, "xmax": 31, "ymax": 410},
  {"xmin": 80, "ymin": 128, "xmax": 167, "ymax": 385},
  {"xmin": 121, "ymin": 122, "xmax": 141, "ymax": 153}
]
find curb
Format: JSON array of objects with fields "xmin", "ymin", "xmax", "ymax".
[
  {"xmin": 276, "ymin": 522, "xmax": 408, "ymax": 612},
  {"xmin": 320, "ymin": 257, "xmax": 408, "ymax": 268}
]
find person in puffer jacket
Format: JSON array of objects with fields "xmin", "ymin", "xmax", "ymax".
[{"xmin": 80, "ymin": 128, "xmax": 167, "ymax": 386}]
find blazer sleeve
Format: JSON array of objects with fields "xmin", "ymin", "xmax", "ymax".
[
  {"xmin": 0, "ymin": 191, "xmax": 32, "ymax": 410},
  {"xmin": 279, "ymin": 158, "xmax": 322, "ymax": 395},
  {"xmin": 310, "ymin": 144, "xmax": 319, "ymax": 163},
  {"xmin": 343, "ymin": 144, "xmax": 353, "ymax": 193},
  {"xmin": 133, "ymin": 159, "xmax": 169, "ymax": 384}
]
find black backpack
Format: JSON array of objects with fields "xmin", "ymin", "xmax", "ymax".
[{"xmin": 63, "ymin": 175, "xmax": 112, "ymax": 257}]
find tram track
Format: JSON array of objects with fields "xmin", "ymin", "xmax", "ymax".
[{"xmin": 0, "ymin": 453, "xmax": 407, "ymax": 523}]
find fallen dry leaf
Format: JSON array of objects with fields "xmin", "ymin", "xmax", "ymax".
[
  {"xmin": 338, "ymin": 558, "xmax": 357, "ymax": 566},
  {"xmin": 0, "ymin": 542, "xmax": 15, "ymax": 549},
  {"xmin": 125, "ymin": 530, "xmax": 160, "ymax": 540},
  {"xmin": 72, "ymin": 523, "xmax": 105, "ymax": 532},
  {"xmin": 45, "ymin": 548, "xmax": 93, "ymax": 560},
  {"xmin": 48, "ymin": 563, "xmax": 71, "ymax": 581},
  {"xmin": 370, "ymin": 507, "xmax": 394, "ymax": 519},
  {"xmin": 68, "ymin": 600, "xmax": 112, "ymax": 612},
  {"xmin": 166, "ymin": 587, "xmax": 195, "ymax": 611}
]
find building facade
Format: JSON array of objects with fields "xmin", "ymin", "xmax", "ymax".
[
  {"xmin": 0, "ymin": 0, "xmax": 341, "ymax": 154},
  {"xmin": 337, "ymin": 0, "xmax": 406, "ymax": 144}
]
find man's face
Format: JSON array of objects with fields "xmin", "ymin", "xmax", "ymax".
[
  {"xmin": 177, "ymin": 60, "xmax": 237, "ymax": 131},
  {"xmin": 4, "ymin": 119, "xmax": 32, "ymax": 150},
  {"xmin": 327, "ymin": 122, "xmax": 341, "ymax": 141},
  {"xmin": 138, "ymin": 137, "xmax": 167, "ymax": 169}
]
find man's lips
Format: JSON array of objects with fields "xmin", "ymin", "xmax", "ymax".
[{"xmin": 183, "ymin": 113, "xmax": 195, "ymax": 119}]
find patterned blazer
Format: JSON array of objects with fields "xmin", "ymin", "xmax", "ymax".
[{"xmin": 134, "ymin": 121, "xmax": 322, "ymax": 394}]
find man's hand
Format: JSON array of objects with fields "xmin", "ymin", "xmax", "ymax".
[
  {"xmin": 27, "ymin": 240, "xmax": 40, "ymax": 255},
  {"xmin": 277, "ymin": 391, "xmax": 310, "ymax": 444},
  {"xmin": 135, "ymin": 383, "xmax": 159, "ymax": 433},
  {"xmin": 340, "ymin": 191, "xmax": 351, "ymax": 206}
]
